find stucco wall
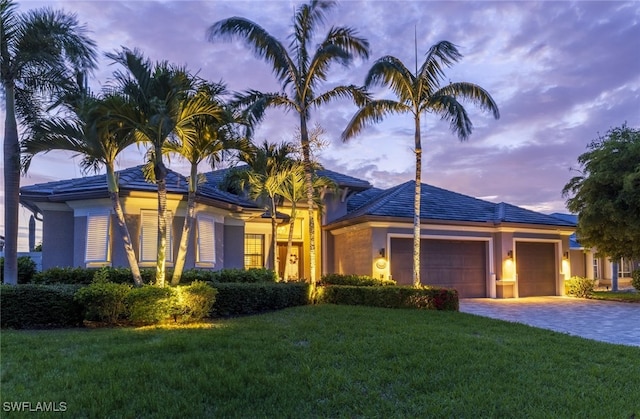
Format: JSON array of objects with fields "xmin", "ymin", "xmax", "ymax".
[
  {"xmin": 41, "ymin": 210, "xmax": 74, "ymax": 270},
  {"xmin": 223, "ymin": 224, "xmax": 244, "ymax": 269}
]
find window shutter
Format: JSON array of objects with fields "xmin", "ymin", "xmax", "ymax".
[
  {"xmin": 140, "ymin": 210, "xmax": 173, "ymax": 263},
  {"xmin": 197, "ymin": 216, "xmax": 215, "ymax": 264},
  {"xmin": 85, "ymin": 214, "xmax": 110, "ymax": 263}
]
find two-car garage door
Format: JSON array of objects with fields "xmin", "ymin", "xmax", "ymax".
[{"xmin": 390, "ymin": 238, "xmax": 487, "ymax": 298}]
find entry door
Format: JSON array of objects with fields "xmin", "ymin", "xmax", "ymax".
[{"xmin": 278, "ymin": 243, "xmax": 303, "ymax": 280}]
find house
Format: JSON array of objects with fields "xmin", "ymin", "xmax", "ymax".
[
  {"xmin": 550, "ymin": 213, "xmax": 639, "ymax": 288},
  {"xmin": 20, "ymin": 165, "xmax": 576, "ymax": 298}
]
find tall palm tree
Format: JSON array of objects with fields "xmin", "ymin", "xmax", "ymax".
[
  {"xmin": 106, "ymin": 48, "xmax": 222, "ymax": 287},
  {"xmin": 164, "ymin": 82, "xmax": 246, "ymax": 285},
  {"xmin": 1, "ymin": 0, "xmax": 96, "ymax": 285},
  {"xmin": 223, "ymin": 141, "xmax": 297, "ymax": 279},
  {"xmin": 22, "ymin": 81, "xmax": 144, "ymax": 286},
  {"xmin": 342, "ymin": 41, "xmax": 500, "ymax": 287},
  {"xmin": 207, "ymin": 0, "xmax": 370, "ymax": 290}
]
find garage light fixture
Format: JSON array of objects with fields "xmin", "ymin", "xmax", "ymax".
[
  {"xmin": 507, "ymin": 250, "xmax": 513, "ymax": 259},
  {"xmin": 563, "ymin": 251, "xmax": 569, "ymax": 260},
  {"xmin": 379, "ymin": 248, "xmax": 386, "ymax": 258}
]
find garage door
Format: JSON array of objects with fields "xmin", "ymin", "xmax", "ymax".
[
  {"xmin": 390, "ymin": 238, "xmax": 487, "ymax": 298},
  {"xmin": 516, "ymin": 242, "xmax": 556, "ymax": 297}
]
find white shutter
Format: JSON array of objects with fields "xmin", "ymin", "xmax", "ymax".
[
  {"xmin": 140, "ymin": 210, "xmax": 173, "ymax": 264},
  {"xmin": 197, "ymin": 215, "xmax": 216, "ymax": 264},
  {"xmin": 85, "ymin": 214, "xmax": 110, "ymax": 263}
]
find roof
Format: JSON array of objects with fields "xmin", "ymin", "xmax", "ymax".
[
  {"xmin": 316, "ymin": 169, "xmax": 372, "ymax": 191},
  {"xmin": 330, "ymin": 180, "xmax": 577, "ymax": 228},
  {"xmin": 20, "ymin": 165, "xmax": 259, "ymax": 209},
  {"xmin": 550, "ymin": 213, "xmax": 581, "ymax": 248}
]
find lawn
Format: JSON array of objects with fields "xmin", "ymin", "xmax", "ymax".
[
  {"xmin": 1, "ymin": 305, "xmax": 639, "ymax": 418},
  {"xmin": 590, "ymin": 290, "xmax": 640, "ymax": 303}
]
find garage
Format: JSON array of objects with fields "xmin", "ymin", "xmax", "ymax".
[
  {"xmin": 516, "ymin": 242, "xmax": 557, "ymax": 297},
  {"xmin": 390, "ymin": 238, "xmax": 488, "ymax": 298}
]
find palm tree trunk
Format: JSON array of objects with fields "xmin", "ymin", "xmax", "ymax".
[
  {"xmin": 300, "ymin": 114, "xmax": 317, "ymax": 291},
  {"xmin": 413, "ymin": 116, "xmax": 422, "ymax": 287},
  {"xmin": 271, "ymin": 195, "xmax": 279, "ymax": 281},
  {"xmin": 155, "ymin": 160, "xmax": 168, "ymax": 287},
  {"xmin": 284, "ymin": 204, "xmax": 297, "ymax": 281},
  {"xmin": 3, "ymin": 81, "xmax": 19, "ymax": 285},
  {"xmin": 107, "ymin": 167, "xmax": 143, "ymax": 287},
  {"xmin": 171, "ymin": 164, "xmax": 197, "ymax": 286}
]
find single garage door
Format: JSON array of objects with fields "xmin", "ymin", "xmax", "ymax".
[
  {"xmin": 390, "ymin": 238, "xmax": 487, "ymax": 298},
  {"xmin": 516, "ymin": 242, "xmax": 556, "ymax": 297}
]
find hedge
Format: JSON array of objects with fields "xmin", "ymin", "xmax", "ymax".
[
  {"xmin": 632, "ymin": 270, "xmax": 640, "ymax": 291},
  {"xmin": 316, "ymin": 285, "xmax": 459, "ymax": 311},
  {"xmin": 0, "ymin": 256, "xmax": 38, "ymax": 284},
  {"xmin": 319, "ymin": 273, "xmax": 396, "ymax": 287},
  {"xmin": 210, "ymin": 282, "xmax": 309, "ymax": 317},
  {"xmin": 0, "ymin": 284, "xmax": 84, "ymax": 328}
]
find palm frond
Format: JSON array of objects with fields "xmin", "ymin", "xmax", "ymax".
[
  {"xmin": 312, "ymin": 85, "xmax": 370, "ymax": 108},
  {"xmin": 342, "ymin": 99, "xmax": 409, "ymax": 141},
  {"xmin": 417, "ymin": 40, "xmax": 462, "ymax": 93},
  {"xmin": 434, "ymin": 82, "xmax": 500, "ymax": 120},
  {"xmin": 428, "ymin": 95, "xmax": 473, "ymax": 140},
  {"xmin": 365, "ymin": 56, "xmax": 415, "ymax": 103}
]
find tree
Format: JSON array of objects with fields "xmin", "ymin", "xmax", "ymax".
[
  {"xmin": 342, "ymin": 41, "xmax": 499, "ymax": 287},
  {"xmin": 106, "ymin": 48, "xmax": 222, "ymax": 287},
  {"xmin": 563, "ymin": 124, "xmax": 640, "ymax": 260},
  {"xmin": 1, "ymin": 0, "xmax": 96, "ymax": 285},
  {"xmin": 222, "ymin": 141, "xmax": 297, "ymax": 279},
  {"xmin": 164, "ymin": 82, "xmax": 246, "ymax": 285},
  {"xmin": 22, "ymin": 78, "xmax": 144, "ymax": 286},
  {"xmin": 207, "ymin": 0, "xmax": 370, "ymax": 290}
]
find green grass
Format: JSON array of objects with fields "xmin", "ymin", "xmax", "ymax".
[
  {"xmin": 591, "ymin": 290, "xmax": 640, "ymax": 303},
  {"xmin": 1, "ymin": 305, "xmax": 639, "ymax": 418}
]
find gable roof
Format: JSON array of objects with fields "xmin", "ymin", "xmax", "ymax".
[
  {"xmin": 20, "ymin": 165, "xmax": 259, "ymax": 210},
  {"xmin": 329, "ymin": 180, "xmax": 576, "ymax": 228}
]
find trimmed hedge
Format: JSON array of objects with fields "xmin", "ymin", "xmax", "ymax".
[
  {"xmin": 74, "ymin": 281, "xmax": 132, "ymax": 323},
  {"xmin": 0, "ymin": 256, "xmax": 38, "ymax": 284},
  {"xmin": 209, "ymin": 268, "xmax": 276, "ymax": 283},
  {"xmin": 319, "ymin": 273, "xmax": 396, "ymax": 287},
  {"xmin": 316, "ymin": 285, "xmax": 459, "ymax": 311},
  {"xmin": 211, "ymin": 282, "xmax": 309, "ymax": 317},
  {"xmin": 126, "ymin": 286, "xmax": 174, "ymax": 325},
  {"xmin": 566, "ymin": 276, "xmax": 596, "ymax": 298},
  {"xmin": 632, "ymin": 270, "xmax": 640, "ymax": 291},
  {"xmin": 0, "ymin": 284, "xmax": 84, "ymax": 328}
]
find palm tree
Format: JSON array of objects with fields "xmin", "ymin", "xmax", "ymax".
[
  {"xmin": 22, "ymin": 80, "xmax": 144, "ymax": 286},
  {"xmin": 207, "ymin": 0, "xmax": 370, "ymax": 290},
  {"xmin": 1, "ymin": 0, "xmax": 96, "ymax": 285},
  {"xmin": 106, "ymin": 48, "xmax": 223, "ymax": 287},
  {"xmin": 164, "ymin": 82, "xmax": 246, "ymax": 285},
  {"xmin": 342, "ymin": 41, "xmax": 500, "ymax": 287},
  {"xmin": 223, "ymin": 141, "xmax": 297, "ymax": 279}
]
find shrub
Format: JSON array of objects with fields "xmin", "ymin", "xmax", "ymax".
[
  {"xmin": 566, "ymin": 276, "xmax": 596, "ymax": 298},
  {"xmin": 210, "ymin": 268, "xmax": 277, "ymax": 283},
  {"xmin": 125, "ymin": 286, "xmax": 175, "ymax": 325},
  {"xmin": 173, "ymin": 281, "xmax": 218, "ymax": 322},
  {"xmin": 74, "ymin": 280, "xmax": 132, "ymax": 324},
  {"xmin": 33, "ymin": 266, "xmax": 158, "ymax": 285},
  {"xmin": 211, "ymin": 282, "xmax": 309, "ymax": 317},
  {"xmin": 1, "ymin": 284, "xmax": 83, "ymax": 328},
  {"xmin": 316, "ymin": 285, "xmax": 459, "ymax": 311},
  {"xmin": 632, "ymin": 270, "xmax": 640, "ymax": 291},
  {"xmin": 0, "ymin": 256, "xmax": 38, "ymax": 284},
  {"xmin": 319, "ymin": 273, "xmax": 396, "ymax": 287}
]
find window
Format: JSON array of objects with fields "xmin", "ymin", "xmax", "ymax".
[
  {"xmin": 85, "ymin": 213, "xmax": 110, "ymax": 265},
  {"xmin": 140, "ymin": 210, "xmax": 173, "ymax": 264},
  {"xmin": 593, "ymin": 257, "xmax": 600, "ymax": 279},
  {"xmin": 197, "ymin": 215, "xmax": 216, "ymax": 264},
  {"xmin": 619, "ymin": 258, "xmax": 633, "ymax": 278},
  {"xmin": 244, "ymin": 234, "xmax": 264, "ymax": 269}
]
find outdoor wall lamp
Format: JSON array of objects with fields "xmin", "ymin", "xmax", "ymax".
[
  {"xmin": 379, "ymin": 248, "xmax": 386, "ymax": 258},
  {"xmin": 563, "ymin": 251, "xmax": 569, "ymax": 260},
  {"xmin": 507, "ymin": 250, "xmax": 513, "ymax": 260}
]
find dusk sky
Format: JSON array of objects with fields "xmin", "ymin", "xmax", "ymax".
[{"xmin": 3, "ymin": 0, "xmax": 639, "ymax": 250}]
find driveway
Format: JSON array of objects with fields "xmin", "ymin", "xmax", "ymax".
[{"xmin": 459, "ymin": 296, "xmax": 640, "ymax": 347}]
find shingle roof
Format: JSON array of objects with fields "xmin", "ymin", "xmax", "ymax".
[
  {"xmin": 316, "ymin": 169, "xmax": 372, "ymax": 191},
  {"xmin": 332, "ymin": 180, "xmax": 576, "ymax": 227},
  {"xmin": 21, "ymin": 165, "xmax": 258, "ymax": 209},
  {"xmin": 550, "ymin": 213, "xmax": 581, "ymax": 247}
]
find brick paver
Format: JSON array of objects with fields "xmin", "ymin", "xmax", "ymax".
[{"xmin": 459, "ymin": 296, "xmax": 640, "ymax": 347}]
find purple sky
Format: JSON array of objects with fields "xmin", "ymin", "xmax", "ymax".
[{"xmin": 3, "ymin": 0, "xmax": 639, "ymax": 250}]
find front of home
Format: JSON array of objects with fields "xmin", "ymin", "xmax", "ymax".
[{"xmin": 20, "ymin": 165, "xmax": 576, "ymax": 298}]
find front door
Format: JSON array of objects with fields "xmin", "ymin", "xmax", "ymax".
[{"xmin": 278, "ymin": 243, "xmax": 303, "ymax": 281}]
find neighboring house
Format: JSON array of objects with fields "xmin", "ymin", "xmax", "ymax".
[
  {"xmin": 20, "ymin": 165, "xmax": 576, "ymax": 298},
  {"xmin": 550, "ymin": 213, "xmax": 640, "ymax": 287}
]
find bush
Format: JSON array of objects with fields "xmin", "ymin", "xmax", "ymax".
[
  {"xmin": 211, "ymin": 282, "xmax": 309, "ymax": 317},
  {"xmin": 125, "ymin": 286, "xmax": 175, "ymax": 325},
  {"xmin": 632, "ymin": 270, "xmax": 640, "ymax": 291},
  {"xmin": 566, "ymin": 276, "xmax": 596, "ymax": 298},
  {"xmin": 74, "ymin": 280, "xmax": 132, "ymax": 324},
  {"xmin": 210, "ymin": 268, "xmax": 277, "ymax": 283},
  {"xmin": 319, "ymin": 273, "xmax": 396, "ymax": 287},
  {"xmin": 1, "ymin": 284, "xmax": 84, "ymax": 328},
  {"xmin": 316, "ymin": 285, "xmax": 459, "ymax": 311},
  {"xmin": 0, "ymin": 256, "xmax": 38, "ymax": 284},
  {"xmin": 173, "ymin": 281, "xmax": 218, "ymax": 322},
  {"xmin": 33, "ymin": 266, "xmax": 158, "ymax": 285}
]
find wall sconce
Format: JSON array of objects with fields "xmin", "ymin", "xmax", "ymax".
[
  {"xmin": 563, "ymin": 251, "xmax": 569, "ymax": 260},
  {"xmin": 379, "ymin": 248, "xmax": 386, "ymax": 258},
  {"xmin": 507, "ymin": 250, "xmax": 513, "ymax": 260}
]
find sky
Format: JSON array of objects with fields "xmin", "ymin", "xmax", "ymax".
[{"xmin": 2, "ymin": 0, "xmax": 639, "ymax": 250}]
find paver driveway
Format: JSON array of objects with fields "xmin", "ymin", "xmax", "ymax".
[{"xmin": 459, "ymin": 296, "xmax": 640, "ymax": 347}]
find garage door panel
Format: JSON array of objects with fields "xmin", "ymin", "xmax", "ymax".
[
  {"xmin": 390, "ymin": 238, "xmax": 487, "ymax": 298},
  {"xmin": 517, "ymin": 242, "xmax": 556, "ymax": 297}
]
